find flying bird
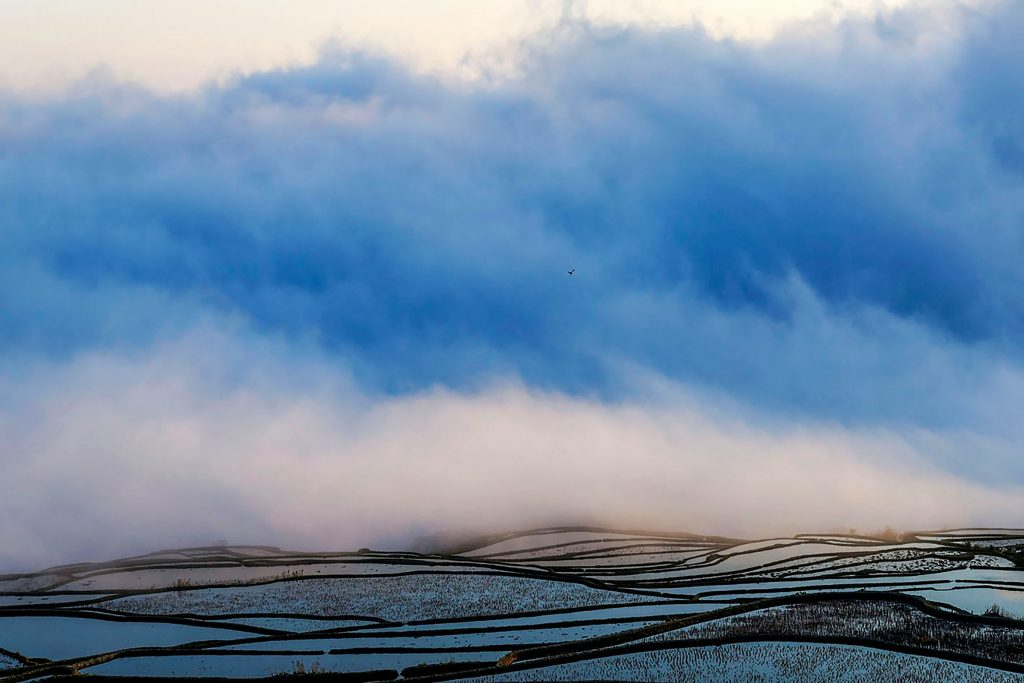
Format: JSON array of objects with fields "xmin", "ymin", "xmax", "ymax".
[{"xmin": 568, "ymin": 268, "xmax": 575, "ymax": 276}]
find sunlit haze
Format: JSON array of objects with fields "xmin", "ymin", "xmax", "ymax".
[{"xmin": 0, "ymin": 0, "xmax": 947, "ymax": 92}]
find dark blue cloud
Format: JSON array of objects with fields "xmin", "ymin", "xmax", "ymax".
[
  {"xmin": 2, "ymin": 1, "xmax": 1024, "ymax": 428},
  {"xmin": 957, "ymin": 1, "xmax": 1024, "ymax": 173}
]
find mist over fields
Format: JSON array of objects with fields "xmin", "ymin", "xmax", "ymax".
[{"xmin": 3, "ymin": 0, "xmax": 1024, "ymax": 570}]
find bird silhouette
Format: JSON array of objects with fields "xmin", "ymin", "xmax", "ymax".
[{"xmin": 568, "ymin": 268, "xmax": 575, "ymax": 276}]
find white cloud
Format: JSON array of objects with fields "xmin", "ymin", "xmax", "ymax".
[{"xmin": 2, "ymin": 326, "xmax": 1021, "ymax": 571}]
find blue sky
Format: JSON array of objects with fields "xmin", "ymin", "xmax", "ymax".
[{"xmin": 2, "ymin": 0, "xmax": 1024, "ymax": 569}]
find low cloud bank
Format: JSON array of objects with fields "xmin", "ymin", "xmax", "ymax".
[{"xmin": 2, "ymin": 329, "xmax": 1021, "ymax": 571}]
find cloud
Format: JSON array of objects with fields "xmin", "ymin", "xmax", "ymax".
[
  {"xmin": 1, "ymin": 327, "xmax": 1022, "ymax": 571},
  {"xmin": 2, "ymin": 3, "xmax": 1021, "ymax": 409},
  {"xmin": 3, "ymin": 1, "xmax": 1024, "ymax": 567}
]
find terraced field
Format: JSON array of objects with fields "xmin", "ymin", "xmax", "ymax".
[{"xmin": 3, "ymin": 528, "xmax": 1024, "ymax": 680}]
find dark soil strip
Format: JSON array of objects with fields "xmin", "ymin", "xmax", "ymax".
[
  {"xmin": 590, "ymin": 550, "xmax": 1002, "ymax": 587},
  {"xmin": 490, "ymin": 591, "xmax": 1024, "ymax": 664},
  {"xmin": 177, "ymin": 614, "xmax": 672, "ymax": 650},
  {"xmin": 407, "ymin": 634, "xmax": 1024, "ymax": 682},
  {"xmin": 57, "ymin": 566, "xmax": 671, "ymax": 606},
  {"xmin": 81, "ymin": 597, "xmax": 698, "ymax": 635},
  {"xmin": 396, "ymin": 594, "xmax": 1024, "ymax": 681},
  {"xmin": 4, "ymin": 591, "xmax": 1023, "ymax": 682},
  {"xmin": 58, "ymin": 608, "xmax": 396, "ymax": 628},
  {"xmin": 466, "ymin": 539, "xmax": 713, "ymax": 562},
  {"xmin": 439, "ymin": 526, "xmax": 741, "ymax": 557}
]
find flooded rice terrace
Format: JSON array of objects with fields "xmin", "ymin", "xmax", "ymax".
[{"xmin": 3, "ymin": 528, "xmax": 1024, "ymax": 680}]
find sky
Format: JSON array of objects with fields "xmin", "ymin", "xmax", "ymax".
[
  {"xmin": 2, "ymin": 0, "xmax": 1024, "ymax": 570},
  {"xmin": 0, "ymin": 0, "xmax": 933, "ymax": 92}
]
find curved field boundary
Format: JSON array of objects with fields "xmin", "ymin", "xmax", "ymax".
[
  {"xmin": 8, "ymin": 544, "xmax": 1021, "ymax": 625},
  {"xmin": 913, "ymin": 528, "xmax": 1024, "ymax": 536},
  {"xmin": 82, "ymin": 597, "xmax": 703, "ymax": 635},
  {"xmin": 402, "ymin": 634, "xmax": 1024, "ymax": 682},
  {"xmin": 56, "ymin": 566, "xmax": 675, "ymax": 607},
  {"xmin": 0, "ymin": 608, "xmax": 285, "ymax": 636},
  {"xmin": 398, "ymin": 592, "xmax": 1024, "ymax": 681},
  {"xmin": 583, "ymin": 556, "xmax": 1019, "ymax": 589},
  {"xmin": 6, "ymin": 530, "xmax": 1024, "ymax": 681},
  {"xmin": 464, "ymin": 539, "xmax": 716, "ymax": 562},
  {"xmin": 577, "ymin": 547, "xmax": 984, "ymax": 581},
  {"xmin": 97, "ymin": 610, "xmax": 395, "ymax": 628},
  {"xmin": 7, "ymin": 590, "xmax": 1022, "ymax": 682},
  {"xmin": 4, "ymin": 551, "xmax": 546, "ymax": 593},
  {"xmin": 438, "ymin": 526, "xmax": 743, "ymax": 557},
  {"xmin": 559, "ymin": 547, "xmax": 960, "ymax": 578}
]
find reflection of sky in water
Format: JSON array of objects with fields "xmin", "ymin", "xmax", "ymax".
[
  {"xmin": 0, "ymin": 616, "xmax": 238, "ymax": 661},
  {"xmin": 909, "ymin": 587, "xmax": 1024, "ymax": 617},
  {"xmin": 89, "ymin": 652, "xmax": 490, "ymax": 678}
]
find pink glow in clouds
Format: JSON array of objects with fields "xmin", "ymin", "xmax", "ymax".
[{"xmin": 2, "ymin": 328, "xmax": 1021, "ymax": 571}]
